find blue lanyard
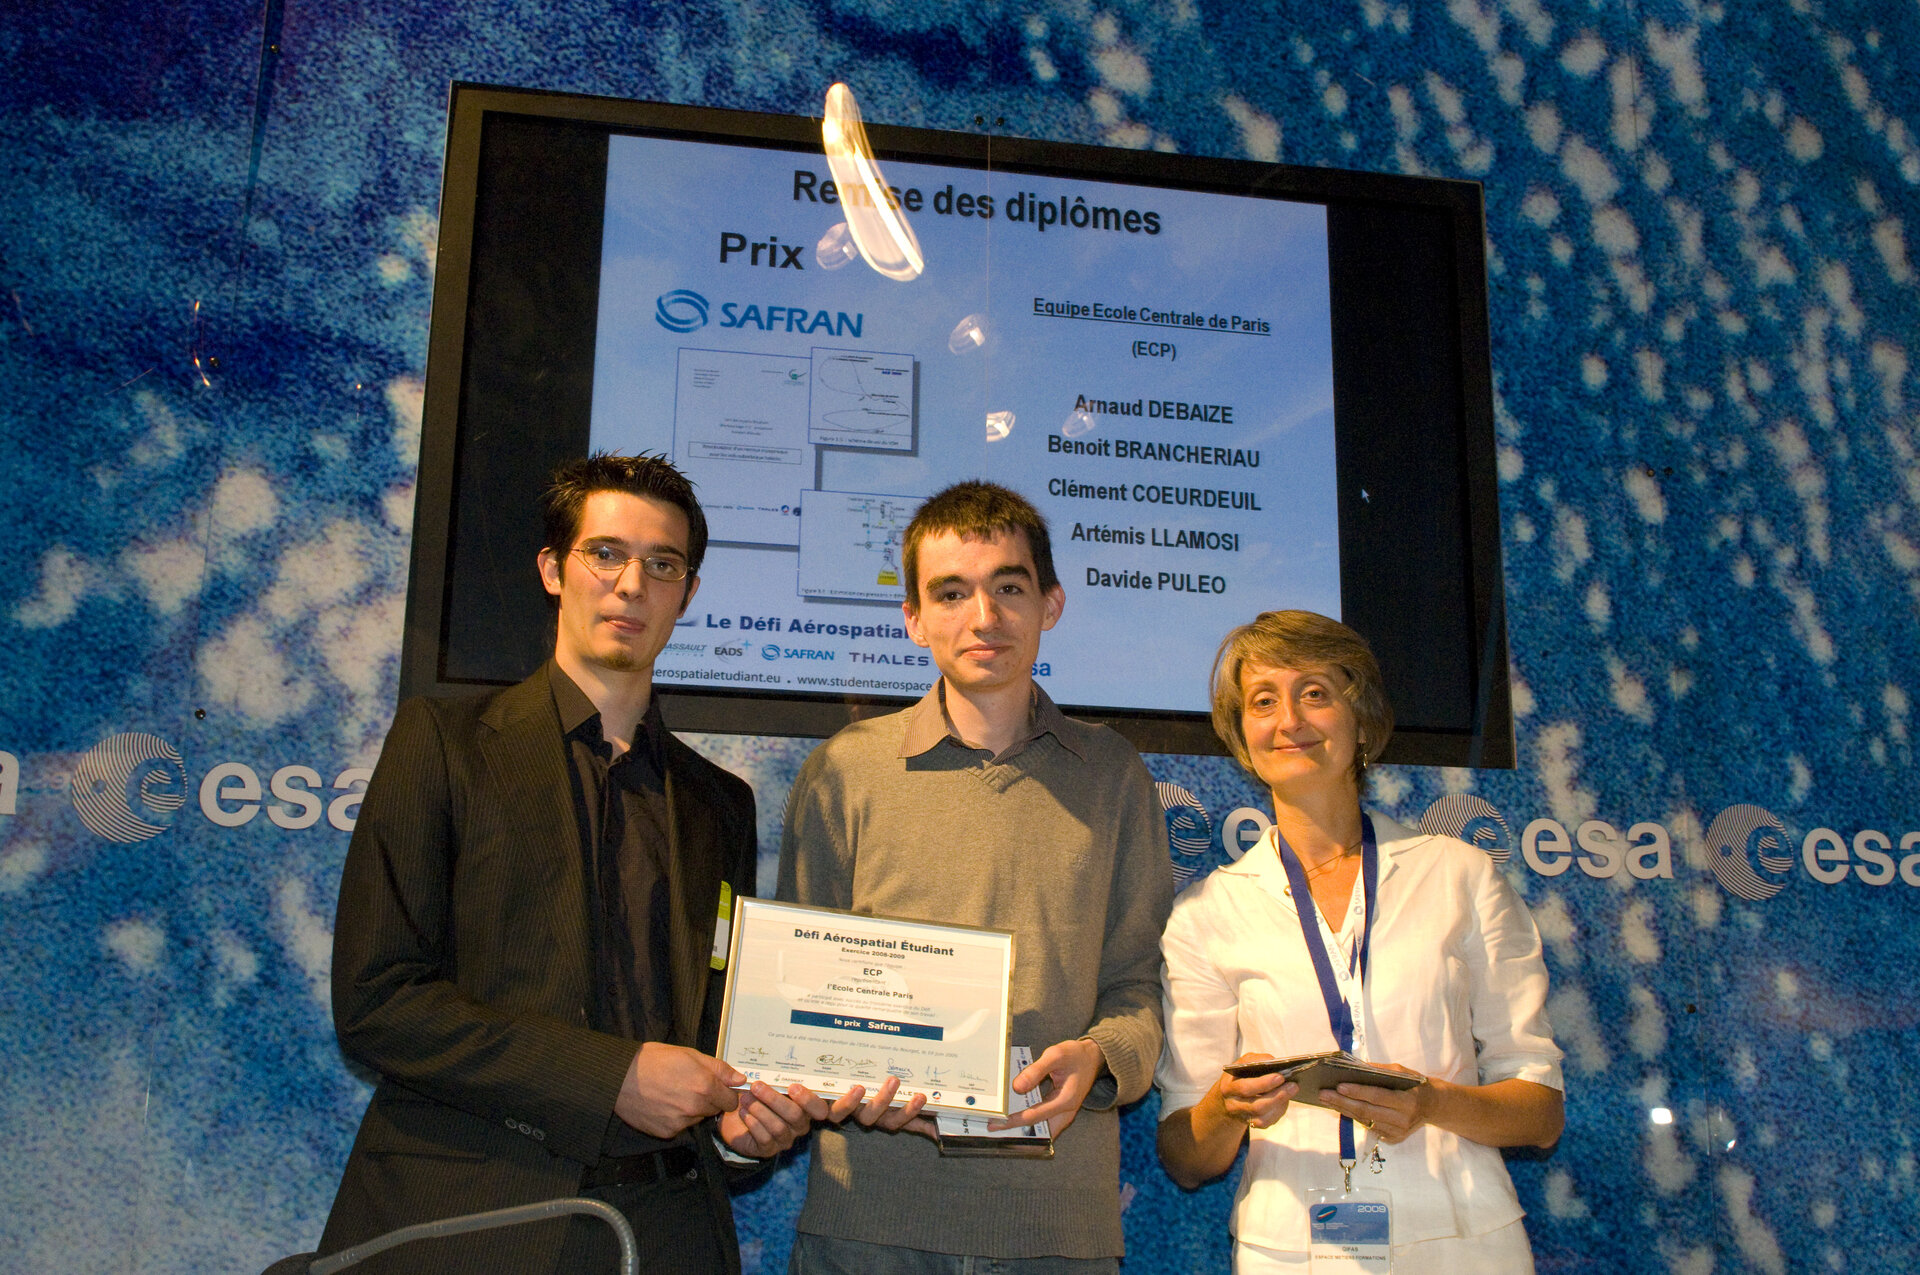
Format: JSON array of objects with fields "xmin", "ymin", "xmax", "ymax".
[{"xmin": 1273, "ymin": 813, "xmax": 1380, "ymax": 1163}]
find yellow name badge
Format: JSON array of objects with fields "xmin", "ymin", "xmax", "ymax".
[{"xmin": 711, "ymin": 881, "xmax": 734, "ymax": 971}]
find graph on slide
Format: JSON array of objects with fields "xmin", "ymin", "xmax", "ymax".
[{"xmin": 808, "ymin": 348, "xmax": 916, "ymax": 452}]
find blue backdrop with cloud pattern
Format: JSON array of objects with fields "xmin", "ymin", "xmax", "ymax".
[{"xmin": 2, "ymin": 1, "xmax": 1917, "ymax": 1271}]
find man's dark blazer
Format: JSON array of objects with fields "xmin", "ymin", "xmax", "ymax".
[{"xmin": 316, "ymin": 666, "xmax": 756, "ymax": 1275}]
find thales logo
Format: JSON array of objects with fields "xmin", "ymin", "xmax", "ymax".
[
  {"xmin": 71, "ymin": 733, "xmax": 186, "ymax": 843},
  {"xmin": 656, "ymin": 289, "xmax": 710, "ymax": 333}
]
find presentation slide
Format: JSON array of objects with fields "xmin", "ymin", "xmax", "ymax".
[{"xmin": 592, "ymin": 133, "xmax": 1337, "ymax": 713}]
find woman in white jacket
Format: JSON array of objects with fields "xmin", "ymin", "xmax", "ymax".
[{"xmin": 1156, "ymin": 610, "xmax": 1564, "ymax": 1274}]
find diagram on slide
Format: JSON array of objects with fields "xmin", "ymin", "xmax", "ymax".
[
  {"xmin": 808, "ymin": 348, "xmax": 916, "ymax": 452},
  {"xmin": 798, "ymin": 491, "xmax": 918, "ymax": 600},
  {"xmin": 672, "ymin": 348, "xmax": 811, "ymax": 545}
]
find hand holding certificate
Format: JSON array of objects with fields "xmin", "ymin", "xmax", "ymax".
[
  {"xmin": 717, "ymin": 898, "xmax": 1015, "ymax": 1118},
  {"xmin": 936, "ymin": 1046, "xmax": 1055, "ymax": 1157}
]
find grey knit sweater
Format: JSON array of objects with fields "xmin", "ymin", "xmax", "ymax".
[{"xmin": 776, "ymin": 686, "xmax": 1174, "ymax": 1258}]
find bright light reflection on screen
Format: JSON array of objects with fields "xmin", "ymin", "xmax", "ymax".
[
  {"xmin": 822, "ymin": 83, "xmax": 924, "ymax": 282},
  {"xmin": 814, "ymin": 221, "xmax": 858, "ymax": 270}
]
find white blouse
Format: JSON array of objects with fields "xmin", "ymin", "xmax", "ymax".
[{"xmin": 1156, "ymin": 815, "xmax": 1564, "ymax": 1251}]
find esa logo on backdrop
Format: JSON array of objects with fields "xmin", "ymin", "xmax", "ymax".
[
  {"xmin": 1701, "ymin": 804, "xmax": 1795, "ymax": 900},
  {"xmin": 1204, "ymin": 792, "xmax": 1920, "ymax": 898},
  {"xmin": 3, "ymin": 734, "xmax": 373, "ymax": 841},
  {"xmin": 1419, "ymin": 794, "xmax": 1513, "ymax": 864},
  {"xmin": 1155, "ymin": 782, "xmax": 1212, "ymax": 890},
  {"xmin": 69, "ymin": 733, "xmax": 186, "ymax": 843}
]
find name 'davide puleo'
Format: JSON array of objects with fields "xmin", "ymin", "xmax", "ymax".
[{"xmin": 1085, "ymin": 569, "xmax": 1226, "ymax": 594}]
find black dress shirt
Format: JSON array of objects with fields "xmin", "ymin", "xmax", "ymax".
[
  {"xmin": 550, "ymin": 663, "xmax": 681, "ymax": 1052},
  {"xmin": 550, "ymin": 665, "xmax": 700, "ymax": 1159}
]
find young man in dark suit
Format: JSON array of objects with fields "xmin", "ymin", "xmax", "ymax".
[{"xmin": 319, "ymin": 454, "xmax": 839, "ymax": 1274}]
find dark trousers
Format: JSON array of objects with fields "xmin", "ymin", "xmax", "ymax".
[{"xmin": 553, "ymin": 1164, "xmax": 738, "ymax": 1275}]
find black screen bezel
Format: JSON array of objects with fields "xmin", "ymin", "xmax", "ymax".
[{"xmin": 403, "ymin": 82, "xmax": 1512, "ymax": 767}]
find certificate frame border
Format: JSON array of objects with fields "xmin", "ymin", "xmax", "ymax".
[{"xmin": 717, "ymin": 896, "xmax": 1016, "ymax": 1117}]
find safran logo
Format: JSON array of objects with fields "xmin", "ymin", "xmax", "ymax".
[
  {"xmin": 71, "ymin": 733, "xmax": 186, "ymax": 843},
  {"xmin": 655, "ymin": 289, "xmax": 710, "ymax": 333},
  {"xmin": 760, "ymin": 644, "xmax": 783, "ymax": 662}
]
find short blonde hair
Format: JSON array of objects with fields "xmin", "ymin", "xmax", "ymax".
[{"xmin": 1209, "ymin": 610, "xmax": 1394, "ymax": 780}]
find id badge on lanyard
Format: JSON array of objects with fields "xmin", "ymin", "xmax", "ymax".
[
  {"xmin": 1276, "ymin": 815, "xmax": 1393, "ymax": 1273},
  {"xmin": 1307, "ymin": 1184, "xmax": 1392, "ymax": 1273}
]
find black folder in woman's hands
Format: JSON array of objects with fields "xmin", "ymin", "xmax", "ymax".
[{"xmin": 1222, "ymin": 1051, "xmax": 1424, "ymax": 1109}]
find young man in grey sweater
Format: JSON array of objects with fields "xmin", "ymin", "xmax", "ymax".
[{"xmin": 777, "ymin": 481, "xmax": 1174, "ymax": 1272}]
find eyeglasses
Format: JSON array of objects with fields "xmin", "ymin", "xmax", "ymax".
[{"xmin": 571, "ymin": 544, "xmax": 690, "ymax": 583}]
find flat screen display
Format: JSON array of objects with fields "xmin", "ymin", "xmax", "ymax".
[
  {"xmin": 590, "ymin": 133, "xmax": 1337, "ymax": 713},
  {"xmin": 403, "ymin": 84, "xmax": 1512, "ymax": 765}
]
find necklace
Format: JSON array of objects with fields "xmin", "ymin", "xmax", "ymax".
[{"xmin": 1302, "ymin": 839, "xmax": 1363, "ymax": 881}]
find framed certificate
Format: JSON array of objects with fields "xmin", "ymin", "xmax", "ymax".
[{"xmin": 717, "ymin": 897, "xmax": 1015, "ymax": 1117}]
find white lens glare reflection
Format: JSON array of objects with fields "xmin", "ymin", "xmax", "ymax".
[
  {"xmin": 985, "ymin": 411, "xmax": 1015, "ymax": 442},
  {"xmin": 821, "ymin": 83, "xmax": 925, "ymax": 281},
  {"xmin": 948, "ymin": 313, "xmax": 988, "ymax": 354},
  {"xmin": 1062, "ymin": 409, "xmax": 1096, "ymax": 438},
  {"xmin": 1650, "ymin": 1107, "xmax": 1673, "ymax": 1125},
  {"xmin": 814, "ymin": 222, "xmax": 859, "ymax": 270}
]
